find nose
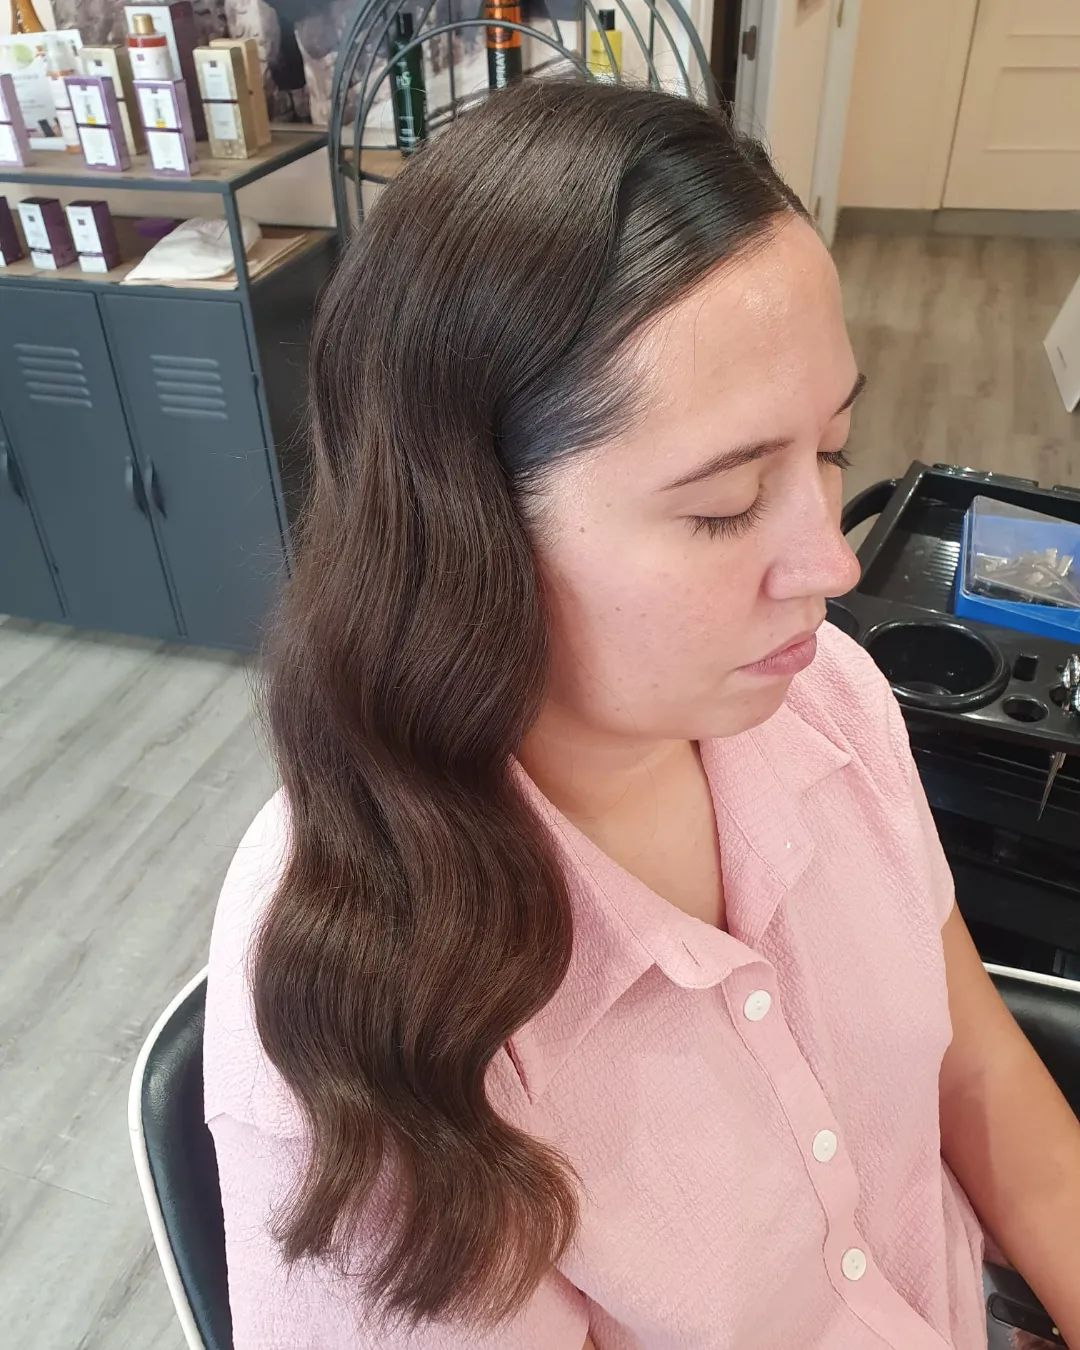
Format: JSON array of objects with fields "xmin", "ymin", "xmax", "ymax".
[{"xmin": 763, "ymin": 481, "xmax": 861, "ymax": 603}]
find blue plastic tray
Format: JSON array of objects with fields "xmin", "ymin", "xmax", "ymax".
[{"xmin": 954, "ymin": 503, "xmax": 1080, "ymax": 642}]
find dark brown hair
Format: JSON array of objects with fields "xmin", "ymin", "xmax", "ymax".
[{"xmin": 253, "ymin": 76, "xmax": 804, "ymax": 1329}]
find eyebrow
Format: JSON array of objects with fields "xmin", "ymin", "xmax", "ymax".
[{"xmin": 658, "ymin": 372, "xmax": 868, "ymax": 493}]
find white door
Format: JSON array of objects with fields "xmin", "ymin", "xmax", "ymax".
[
  {"xmin": 734, "ymin": 0, "xmax": 861, "ymax": 245},
  {"xmin": 944, "ymin": 0, "xmax": 1080, "ymax": 210}
]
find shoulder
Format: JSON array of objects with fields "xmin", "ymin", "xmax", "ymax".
[
  {"xmin": 202, "ymin": 790, "xmax": 535, "ymax": 1138},
  {"xmin": 203, "ymin": 789, "xmax": 306, "ymax": 1136},
  {"xmin": 784, "ymin": 618, "xmax": 911, "ymax": 780}
]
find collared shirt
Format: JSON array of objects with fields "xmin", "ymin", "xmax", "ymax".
[{"xmin": 204, "ymin": 623, "xmax": 987, "ymax": 1348}]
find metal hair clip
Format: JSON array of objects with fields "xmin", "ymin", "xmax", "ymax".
[{"xmin": 976, "ymin": 548, "xmax": 1080, "ymax": 608}]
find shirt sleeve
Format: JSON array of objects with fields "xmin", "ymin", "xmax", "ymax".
[
  {"xmin": 883, "ymin": 683, "xmax": 957, "ymax": 929},
  {"xmin": 208, "ymin": 1111, "xmax": 591, "ymax": 1350}
]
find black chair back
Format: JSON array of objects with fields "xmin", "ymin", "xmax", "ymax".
[{"xmin": 130, "ymin": 973, "xmax": 232, "ymax": 1350}]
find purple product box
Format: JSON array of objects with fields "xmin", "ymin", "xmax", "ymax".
[
  {"xmin": 66, "ymin": 200, "xmax": 122, "ymax": 273},
  {"xmin": 0, "ymin": 197, "xmax": 25, "ymax": 266},
  {"xmin": 134, "ymin": 78, "xmax": 198, "ymax": 176},
  {"xmin": 65, "ymin": 75, "xmax": 131, "ymax": 172},
  {"xmin": 125, "ymin": 3, "xmax": 206, "ymax": 140},
  {"xmin": 17, "ymin": 197, "xmax": 77, "ymax": 270},
  {"xmin": 0, "ymin": 72, "xmax": 32, "ymax": 167}
]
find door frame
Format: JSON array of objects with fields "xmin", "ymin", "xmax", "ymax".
[
  {"xmin": 809, "ymin": 0, "xmax": 861, "ymax": 244},
  {"xmin": 733, "ymin": 0, "xmax": 861, "ymax": 246}
]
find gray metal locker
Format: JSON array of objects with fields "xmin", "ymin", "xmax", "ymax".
[
  {"xmin": 102, "ymin": 294, "xmax": 287, "ymax": 650},
  {"xmin": 0, "ymin": 413, "xmax": 63, "ymax": 623},
  {"xmin": 0, "ymin": 288, "xmax": 178, "ymax": 639}
]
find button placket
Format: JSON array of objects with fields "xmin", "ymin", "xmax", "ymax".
[{"xmin": 722, "ymin": 970, "xmax": 890, "ymax": 1318}]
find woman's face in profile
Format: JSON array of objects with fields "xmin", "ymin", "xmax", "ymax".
[{"xmin": 533, "ymin": 217, "xmax": 863, "ymax": 744}]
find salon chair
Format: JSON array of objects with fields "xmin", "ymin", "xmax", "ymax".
[{"xmin": 130, "ymin": 966, "xmax": 1080, "ymax": 1350}]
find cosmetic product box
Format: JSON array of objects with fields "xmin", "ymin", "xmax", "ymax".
[
  {"xmin": 65, "ymin": 75, "xmax": 131, "ymax": 172},
  {"xmin": 44, "ymin": 35, "xmax": 81, "ymax": 150},
  {"xmin": 124, "ymin": 3, "xmax": 206, "ymax": 140},
  {"xmin": 17, "ymin": 197, "xmax": 77, "ymax": 270},
  {"xmin": 134, "ymin": 79, "xmax": 198, "ymax": 176},
  {"xmin": 193, "ymin": 46, "xmax": 257, "ymax": 159},
  {"xmin": 80, "ymin": 45, "xmax": 146, "ymax": 155},
  {"xmin": 0, "ymin": 72, "xmax": 32, "ymax": 167},
  {"xmin": 0, "ymin": 197, "xmax": 25, "ymax": 266},
  {"xmin": 65, "ymin": 200, "xmax": 121, "ymax": 273},
  {"xmin": 209, "ymin": 36, "xmax": 270, "ymax": 147}
]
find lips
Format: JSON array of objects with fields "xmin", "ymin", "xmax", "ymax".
[{"xmin": 759, "ymin": 629, "xmax": 819, "ymax": 663}]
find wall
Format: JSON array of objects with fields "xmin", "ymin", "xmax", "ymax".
[
  {"xmin": 838, "ymin": 0, "xmax": 977, "ymax": 210},
  {"xmin": 763, "ymin": 0, "xmax": 834, "ymax": 208}
]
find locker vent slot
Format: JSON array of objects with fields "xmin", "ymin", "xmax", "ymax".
[
  {"xmin": 151, "ymin": 354, "xmax": 228, "ymax": 421},
  {"xmin": 15, "ymin": 343, "xmax": 91, "ymax": 409}
]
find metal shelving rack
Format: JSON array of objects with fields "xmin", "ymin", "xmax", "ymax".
[
  {"xmin": 0, "ymin": 128, "xmax": 330, "ymax": 298},
  {"xmin": 326, "ymin": 0, "xmax": 717, "ymax": 235},
  {"xmin": 0, "ymin": 129, "xmax": 337, "ymax": 649}
]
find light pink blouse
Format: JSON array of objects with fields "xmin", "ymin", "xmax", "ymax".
[{"xmin": 204, "ymin": 623, "xmax": 987, "ymax": 1348}]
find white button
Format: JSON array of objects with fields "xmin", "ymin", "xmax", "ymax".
[
  {"xmin": 841, "ymin": 1248, "xmax": 868, "ymax": 1282},
  {"xmin": 743, "ymin": 989, "xmax": 772, "ymax": 1022},
  {"xmin": 812, "ymin": 1129, "xmax": 838, "ymax": 1162}
]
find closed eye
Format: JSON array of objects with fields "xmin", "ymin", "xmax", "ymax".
[{"xmin": 687, "ymin": 447, "xmax": 853, "ymax": 540}]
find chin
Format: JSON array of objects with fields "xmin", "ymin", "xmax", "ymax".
[{"xmin": 712, "ymin": 677, "xmax": 793, "ymax": 738}]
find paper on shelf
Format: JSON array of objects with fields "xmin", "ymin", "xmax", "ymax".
[{"xmin": 122, "ymin": 214, "xmax": 262, "ymax": 283}]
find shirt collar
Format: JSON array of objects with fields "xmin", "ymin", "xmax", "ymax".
[
  {"xmin": 507, "ymin": 695, "xmax": 851, "ymax": 1098},
  {"xmin": 701, "ymin": 696, "xmax": 851, "ymax": 949}
]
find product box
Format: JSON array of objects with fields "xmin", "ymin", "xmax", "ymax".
[
  {"xmin": 0, "ymin": 73, "xmax": 31, "ymax": 167},
  {"xmin": 124, "ymin": 3, "xmax": 206, "ymax": 141},
  {"xmin": 209, "ymin": 36, "xmax": 270, "ymax": 147},
  {"xmin": 0, "ymin": 197, "xmax": 25, "ymax": 266},
  {"xmin": 65, "ymin": 200, "xmax": 122, "ymax": 273},
  {"xmin": 80, "ymin": 45, "xmax": 145, "ymax": 156},
  {"xmin": 17, "ymin": 197, "xmax": 77, "ymax": 270},
  {"xmin": 194, "ymin": 46, "xmax": 257, "ymax": 159},
  {"xmin": 66, "ymin": 75, "xmax": 131, "ymax": 171},
  {"xmin": 44, "ymin": 34, "xmax": 81, "ymax": 150},
  {"xmin": 135, "ymin": 78, "xmax": 198, "ymax": 176}
]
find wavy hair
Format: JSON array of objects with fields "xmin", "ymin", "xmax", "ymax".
[{"xmin": 253, "ymin": 76, "xmax": 805, "ymax": 1329}]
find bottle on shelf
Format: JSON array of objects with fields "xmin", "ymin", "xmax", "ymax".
[
  {"xmin": 8, "ymin": 0, "xmax": 43, "ymax": 35},
  {"xmin": 127, "ymin": 13, "xmax": 175, "ymax": 83},
  {"xmin": 587, "ymin": 10, "xmax": 622, "ymax": 83},
  {"xmin": 484, "ymin": 0, "xmax": 523, "ymax": 90},
  {"xmin": 388, "ymin": 10, "xmax": 426, "ymax": 155}
]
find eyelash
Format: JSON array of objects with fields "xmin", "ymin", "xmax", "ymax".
[{"xmin": 687, "ymin": 448, "xmax": 853, "ymax": 540}]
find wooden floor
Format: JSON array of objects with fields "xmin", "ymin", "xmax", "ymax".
[
  {"xmin": 836, "ymin": 232, "xmax": 1080, "ymax": 501},
  {"xmin": 1, "ymin": 231, "xmax": 1078, "ymax": 1347}
]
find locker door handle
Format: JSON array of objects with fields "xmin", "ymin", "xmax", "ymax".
[
  {"xmin": 125, "ymin": 455, "xmax": 149, "ymax": 515},
  {"xmin": 1, "ymin": 446, "xmax": 25, "ymax": 500},
  {"xmin": 143, "ymin": 459, "xmax": 166, "ymax": 517}
]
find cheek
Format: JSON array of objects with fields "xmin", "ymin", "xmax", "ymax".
[{"xmin": 542, "ymin": 530, "xmax": 764, "ymax": 679}]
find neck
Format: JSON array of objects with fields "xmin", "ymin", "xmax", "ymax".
[{"xmin": 518, "ymin": 700, "xmax": 695, "ymax": 824}]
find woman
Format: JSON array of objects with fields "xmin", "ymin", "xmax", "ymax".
[{"xmin": 203, "ymin": 79, "xmax": 1080, "ymax": 1348}]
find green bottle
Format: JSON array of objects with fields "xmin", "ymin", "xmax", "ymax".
[{"xmin": 389, "ymin": 11, "xmax": 426, "ymax": 154}]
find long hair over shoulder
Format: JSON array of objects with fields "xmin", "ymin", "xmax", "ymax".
[{"xmin": 253, "ymin": 76, "xmax": 805, "ymax": 1329}]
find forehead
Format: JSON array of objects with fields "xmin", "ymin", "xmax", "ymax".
[{"xmin": 631, "ymin": 217, "xmax": 853, "ymax": 434}]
